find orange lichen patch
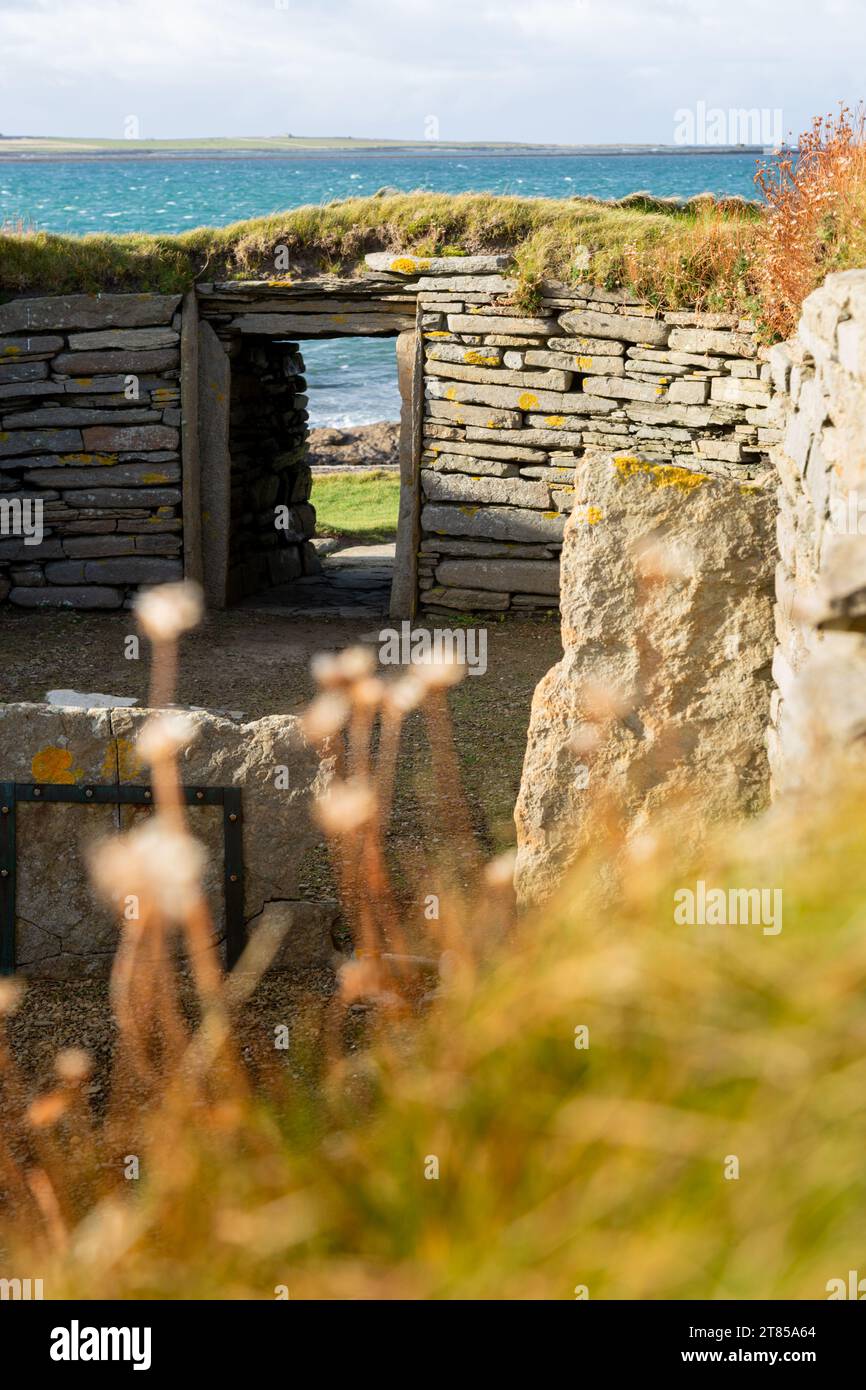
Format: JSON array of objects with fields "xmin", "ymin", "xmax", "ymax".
[
  {"xmin": 71, "ymin": 378, "xmax": 93, "ymax": 387},
  {"xmin": 390, "ymin": 256, "xmax": 430, "ymax": 274},
  {"xmin": 60, "ymin": 453, "xmax": 116, "ymax": 466},
  {"xmin": 31, "ymin": 746, "xmax": 82, "ymax": 784},
  {"xmin": 613, "ymin": 455, "xmax": 710, "ymax": 491},
  {"xmin": 518, "ymin": 392, "xmax": 539, "ymax": 410}
]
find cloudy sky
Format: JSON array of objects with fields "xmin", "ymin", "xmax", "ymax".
[{"xmin": 0, "ymin": 0, "xmax": 862, "ymax": 144}]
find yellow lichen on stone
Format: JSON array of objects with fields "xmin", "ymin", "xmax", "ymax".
[
  {"xmin": 518, "ymin": 392, "xmax": 539, "ymax": 410},
  {"xmin": 31, "ymin": 746, "xmax": 81, "ymax": 784},
  {"xmin": 464, "ymin": 351, "xmax": 499, "ymax": 366},
  {"xmin": 545, "ymin": 415, "xmax": 566, "ymax": 427},
  {"xmin": 458, "ymin": 505, "xmax": 480, "ymax": 516},
  {"xmin": 141, "ymin": 473, "xmax": 169, "ymax": 484},
  {"xmin": 425, "ymin": 331, "xmax": 450, "ymax": 339},
  {"xmin": 390, "ymin": 257, "xmax": 429, "ymax": 274},
  {"xmin": 0, "ymin": 346, "xmax": 21, "ymax": 357},
  {"xmin": 613, "ymin": 455, "xmax": 710, "ymax": 492},
  {"xmin": 445, "ymin": 387, "xmax": 457, "ymax": 401},
  {"xmin": 115, "ymin": 737, "xmax": 143, "ymax": 781},
  {"xmin": 64, "ymin": 453, "xmax": 116, "ymax": 466},
  {"xmin": 575, "ymin": 356, "xmax": 593, "ymax": 371}
]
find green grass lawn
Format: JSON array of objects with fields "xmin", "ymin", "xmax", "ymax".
[{"xmin": 310, "ymin": 469, "xmax": 400, "ymax": 545}]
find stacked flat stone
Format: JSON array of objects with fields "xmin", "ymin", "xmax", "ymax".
[
  {"xmin": 224, "ymin": 338, "xmax": 318, "ymax": 600},
  {"xmin": 362, "ymin": 255, "xmax": 778, "ymax": 615},
  {"xmin": 1, "ymin": 263, "xmax": 786, "ymax": 617},
  {"xmin": 0, "ymin": 294, "xmax": 183, "ymax": 608},
  {"xmin": 766, "ymin": 270, "xmax": 866, "ymax": 789}
]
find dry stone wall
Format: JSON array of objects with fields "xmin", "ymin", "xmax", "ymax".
[
  {"xmin": 410, "ymin": 267, "xmax": 776, "ymax": 615},
  {"xmin": 766, "ymin": 269, "xmax": 866, "ymax": 788},
  {"xmin": 0, "ymin": 293, "xmax": 183, "ymax": 608},
  {"xmin": 224, "ymin": 337, "xmax": 318, "ymax": 601},
  {"xmin": 0, "ymin": 265, "xmax": 781, "ymax": 616}
]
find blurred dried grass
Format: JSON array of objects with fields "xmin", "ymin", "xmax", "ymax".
[{"xmin": 0, "ymin": 582, "xmax": 865, "ymax": 1300}]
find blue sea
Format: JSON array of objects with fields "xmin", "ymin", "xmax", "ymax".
[{"xmin": 0, "ymin": 151, "xmax": 766, "ymax": 426}]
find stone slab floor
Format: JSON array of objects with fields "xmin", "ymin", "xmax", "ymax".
[{"xmin": 239, "ymin": 541, "xmax": 395, "ymax": 619}]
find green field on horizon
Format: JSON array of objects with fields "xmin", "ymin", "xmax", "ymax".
[{"xmin": 0, "ymin": 134, "xmax": 765, "ymax": 157}]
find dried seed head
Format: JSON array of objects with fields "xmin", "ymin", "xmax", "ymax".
[
  {"xmin": 299, "ymin": 692, "xmax": 350, "ymax": 743},
  {"xmin": 414, "ymin": 652, "xmax": 466, "ymax": 690},
  {"xmin": 55, "ymin": 1047, "xmax": 93, "ymax": 1084},
  {"xmin": 351, "ymin": 676, "xmax": 384, "ymax": 711},
  {"xmin": 137, "ymin": 711, "xmax": 198, "ymax": 764},
  {"xmin": 338, "ymin": 956, "xmax": 382, "ymax": 1002},
  {"xmin": 632, "ymin": 536, "xmax": 695, "ymax": 582},
  {"xmin": 90, "ymin": 819, "xmax": 207, "ymax": 921},
  {"xmin": 28, "ymin": 1093, "xmax": 67, "ymax": 1129},
  {"xmin": 135, "ymin": 580, "xmax": 203, "ymax": 643},
  {"xmin": 314, "ymin": 777, "xmax": 377, "ymax": 835},
  {"xmin": 483, "ymin": 849, "xmax": 517, "ymax": 890},
  {"xmin": 580, "ymin": 679, "xmax": 632, "ymax": 721},
  {"xmin": 311, "ymin": 646, "xmax": 376, "ymax": 689},
  {"xmin": 0, "ymin": 977, "xmax": 25, "ymax": 1017},
  {"xmin": 309, "ymin": 653, "xmax": 343, "ymax": 689},
  {"xmin": 383, "ymin": 673, "xmax": 425, "ymax": 715},
  {"xmin": 570, "ymin": 723, "xmax": 601, "ymax": 756}
]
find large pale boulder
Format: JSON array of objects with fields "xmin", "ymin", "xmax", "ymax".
[
  {"xmin": 514, "ymin": 454, "xmax": 776, "ymax": 904},
  {"xmin": 0, "ymin": 704, "xmax": 335, "ymax": 977}
]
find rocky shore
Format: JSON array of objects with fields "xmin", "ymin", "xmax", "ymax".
[{"xmin": 307, "ymin": 421, "xmax": 399, "ymax": 470}]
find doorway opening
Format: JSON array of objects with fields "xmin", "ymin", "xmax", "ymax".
[{"xmin": 230, "ymin": 334, "xmax": 403, "ymax": 619}]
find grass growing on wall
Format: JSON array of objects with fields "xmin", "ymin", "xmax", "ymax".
[
  {"xmin": 2, "ymin": 105, "xmax": 866, "ymax": 336},
  {"xmin": 0, "ymin": 191, "xmax": 763, "ymax": 310},
  {"xmin": 310, "ymin": 468, "xmax": 400, "ymax": 544}
]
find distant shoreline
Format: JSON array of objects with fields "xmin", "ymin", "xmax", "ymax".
[{"xmin": 0, "ymin": 137, "xmax": 772, "ymax": 163}]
